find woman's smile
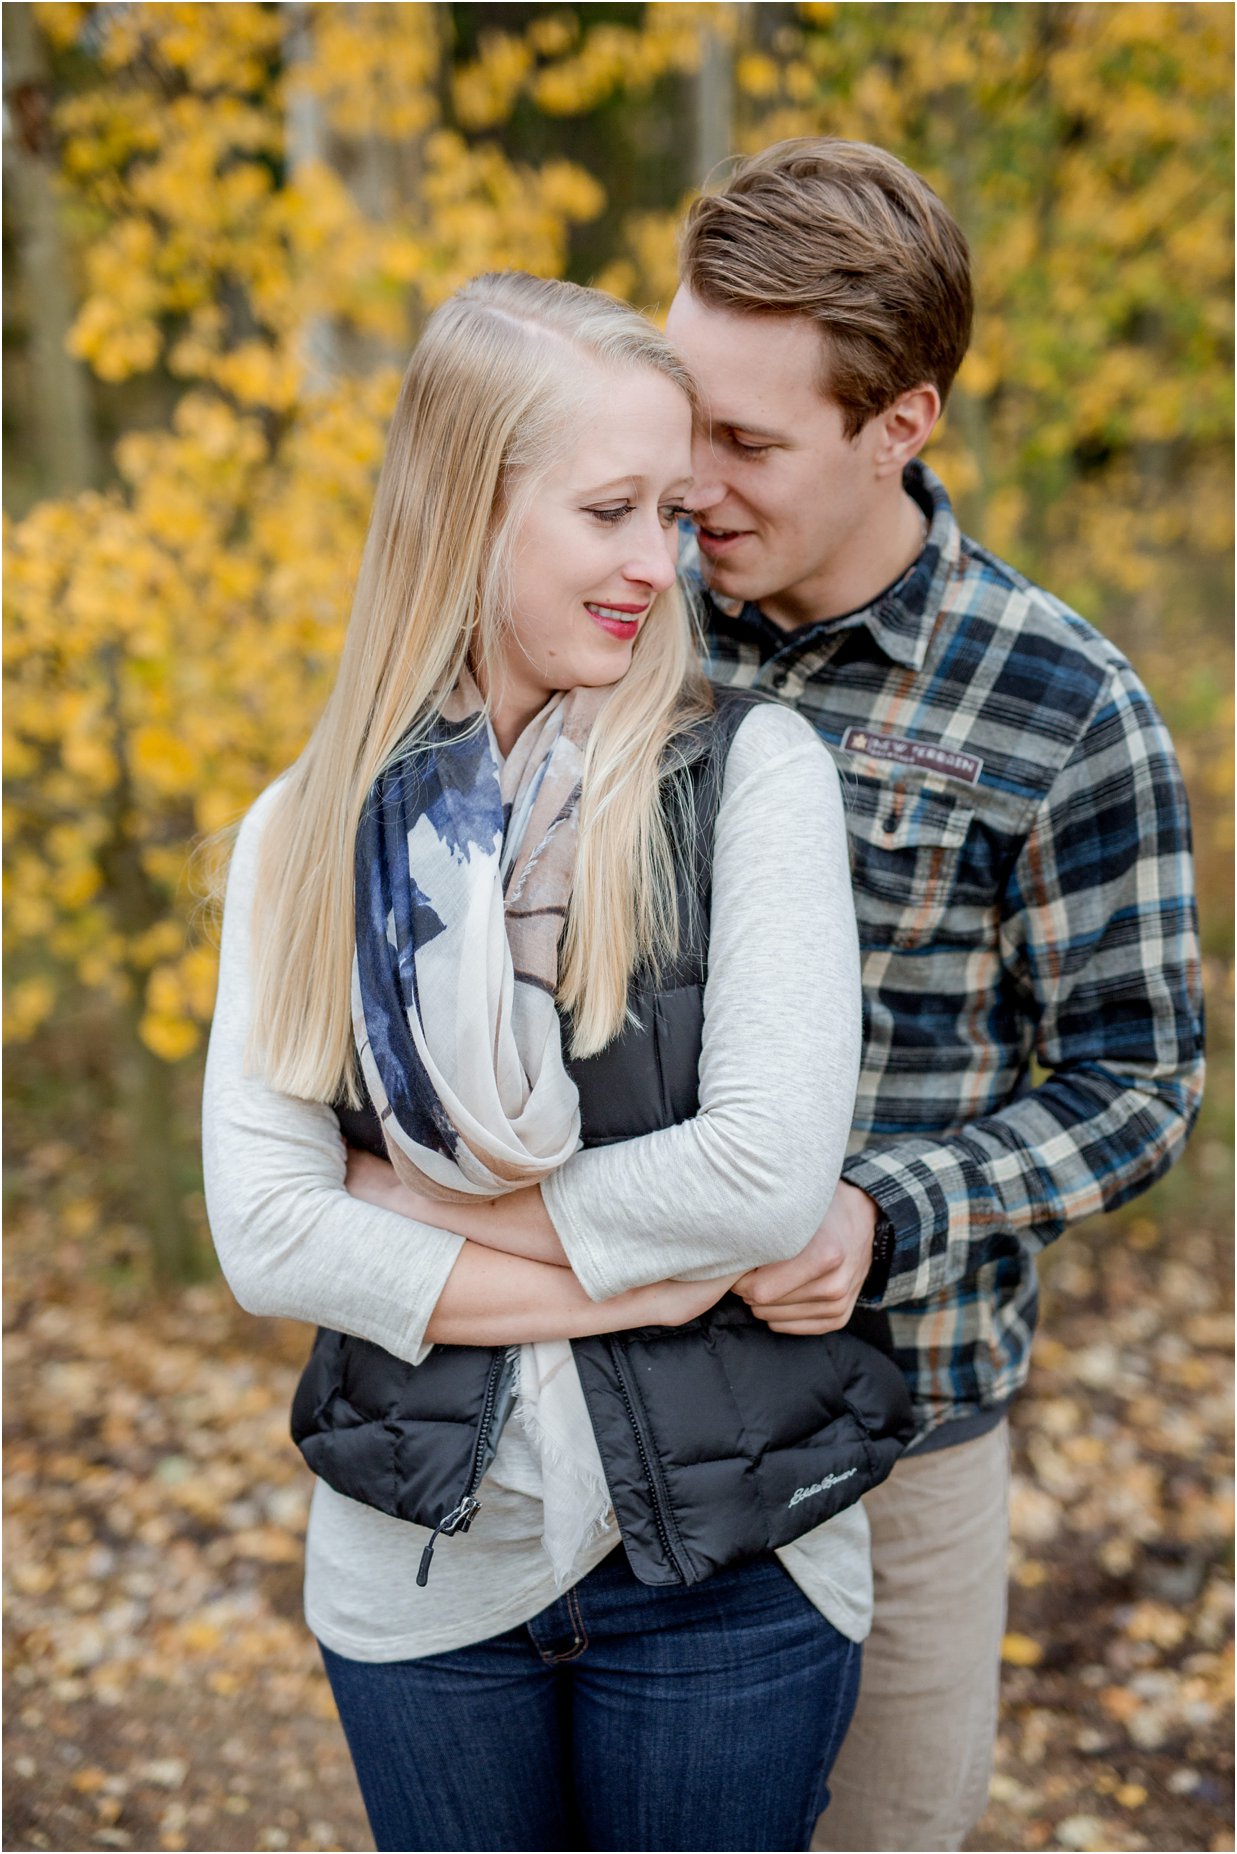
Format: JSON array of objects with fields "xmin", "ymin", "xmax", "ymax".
[{"xmin": 584, "ymin": 598, "xmax": 649, "ymax": 640}]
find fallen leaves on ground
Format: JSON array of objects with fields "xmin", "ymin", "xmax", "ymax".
[
  {"xmin": 4, "ymin": 1203, "xmax": 1232, "ymax": 1853},
  {"xmin": 963, "ymin": 1219, "xmax": 1234, "ymax": 1854},
  {"xmin": 4, "ymin": 1218, "xmax": 367, "ymax": 1854}
]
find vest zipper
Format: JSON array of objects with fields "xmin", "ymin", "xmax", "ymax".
[
  {"xmin": 606, "ymin": 1338, "xmax": 689, "ymax": 1583},
  {"xmin": 416, "ymin": 1349, "xmax": 505, "ymax": 1587}
]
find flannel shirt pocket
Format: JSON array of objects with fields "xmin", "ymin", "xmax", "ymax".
[{"xmin": 847, "ymin": 778, "xmax": 974, "ymax": 952}]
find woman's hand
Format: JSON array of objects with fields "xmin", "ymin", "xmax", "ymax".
[
  {"xmin": 598, "ymin": 1271, "xmax": 740, "ymax": 1333},
  {"xmin": 343, "ymin": 1145, "xmax": 570, "ymax": 1265},
  {"xmin": 345, "ymin": 1146, "xmax": 415, "ymax": 1215}
]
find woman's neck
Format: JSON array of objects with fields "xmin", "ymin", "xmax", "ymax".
[{"xmin": 485, "ymin": 675, "xmax": 553, "ymax": 758}]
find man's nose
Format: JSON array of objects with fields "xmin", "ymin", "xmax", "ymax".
[{"xmin": 688, "ymin": 435, "xmax": 725, "ymax": 511}]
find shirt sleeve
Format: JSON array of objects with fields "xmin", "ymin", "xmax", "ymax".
[
  {"xmin": 201, "ymin": 787, "xmax": 464, "ymax": 1363},
  {"xmin": 844, "ymin": 660, "xmax": 1206, "ymax": 1306},
  {"xmin": 542, "ymin": 703, "xmax": 863, "ymax": 1299}
]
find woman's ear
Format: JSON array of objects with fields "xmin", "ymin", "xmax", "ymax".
[{"xmin": 871, "ymin": 385, "xmax": 941, "ymax": 478}]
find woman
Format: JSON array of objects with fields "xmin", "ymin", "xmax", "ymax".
[{"xmin": 203, "ymin": 271, "xmax": 911, "ymax": 1853}]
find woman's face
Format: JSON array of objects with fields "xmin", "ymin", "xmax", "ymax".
[{"xmin": 491, "ymin": 365, "xmax": 694, "ymax": 738}]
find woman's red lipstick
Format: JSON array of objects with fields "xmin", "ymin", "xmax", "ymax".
[{"xmin": 585, "ymin": 600, "xmax": 648, "ymax": 639}]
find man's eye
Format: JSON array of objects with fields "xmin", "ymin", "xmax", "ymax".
[
  {"xmin": 731, "ymin": 436, "xmax": 771, "ymax": 456},
  {"xmin": 588, "ymin": 505, "xmax": 632, "ymax": 523}
]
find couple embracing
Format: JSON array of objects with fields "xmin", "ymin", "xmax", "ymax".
[{"xmin": 204, "ymin": 139, "xmax": 1203, "ymax": 1854}]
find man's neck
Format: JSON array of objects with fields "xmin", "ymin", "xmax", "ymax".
[{"xmin": 761, "ymin": 488, "xmax": 929, "ymax": 632}]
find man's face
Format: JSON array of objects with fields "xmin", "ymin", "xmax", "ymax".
[{"xmin": 666, "ymin": 288, "xmax": 889, "ymax": 627}]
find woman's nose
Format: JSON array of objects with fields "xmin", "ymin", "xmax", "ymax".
[
  {"xmin": 625, "ymin": 535, "xmax": 678, "ymax": 594},
  {"xmin": 623, "ymin": 519, "xmax": 679, "ymax": 594}
]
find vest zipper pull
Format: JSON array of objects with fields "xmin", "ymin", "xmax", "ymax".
[{"xmin": 416, "ymin": 1494, "xmax": 482, "ymax": 1587}]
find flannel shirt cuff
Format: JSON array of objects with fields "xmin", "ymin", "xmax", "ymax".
[{"xmin": 842, "ymin": 1152, "xmax": 927, "ymax": 1305}]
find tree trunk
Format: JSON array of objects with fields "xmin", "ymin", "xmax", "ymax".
[
  {"xmin": 282, "ymin": 0, "xmax": 342, "ymax": 389},
  {"xmin": 940, "ymin": 82, "xmax": 991, "ymax": 537},
  {"xmin": 98, "ymin": 653, "xmax": 201, "ymax": 1282},
  {"xmin": 119, "ymin": 1003, "xmax": 203, "ymax": 1284},
  {"xmin": 3, "ymin": 5, "xmax": 100, "ymax": 498},
  {"xmin": 694, "ymin": 10, "xmax": 742, "ymax": 185}
]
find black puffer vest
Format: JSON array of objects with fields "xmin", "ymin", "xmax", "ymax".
[{"xmin": 292, "ymin": 690, "xmax": 914, "ymax": 1587}]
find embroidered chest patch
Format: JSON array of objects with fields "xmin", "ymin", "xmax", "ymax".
[{"xmin": 842, "ymin": 727, "xmax": 983, "ymax": 787}]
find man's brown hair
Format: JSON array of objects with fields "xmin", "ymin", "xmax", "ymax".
[{"xmin": 679, "ymin": 138, "xmax": 973, "ymax": 438}]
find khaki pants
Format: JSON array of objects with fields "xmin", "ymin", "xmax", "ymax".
[{"xmin": 813, "ymin": 1421, "xmax": 1010, "ymax": 1853}]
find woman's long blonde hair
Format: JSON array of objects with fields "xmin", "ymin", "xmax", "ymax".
[{"xmin": 250, "ymin": 271, "xmax": 712, "ymax": 1100}]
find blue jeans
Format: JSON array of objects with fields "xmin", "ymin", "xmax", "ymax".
[{"xmin": 319, "ymin": 1546, "xmax": 861, "ymax": 1852}]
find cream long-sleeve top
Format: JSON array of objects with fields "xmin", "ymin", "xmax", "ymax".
[{"xmin": 203, "ymin": 701, "xmax": 871, "ymax": 1660}]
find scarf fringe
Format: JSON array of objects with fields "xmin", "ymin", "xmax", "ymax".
[{"xmin": 510, "ymin": 1347, "xmax": 614, "ymax": 1589}]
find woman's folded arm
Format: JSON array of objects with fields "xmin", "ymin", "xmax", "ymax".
[
  {"xmin": 206, "ymin": 701, "xmax": 861, "ymax": 1337},
  {"xmin": 424, "ymin": 1244, "xmax": 735, "ymax": 1346},
  {"xmin": 203, "ymin": 790, "xmax": 734, "ymax": 1351}
]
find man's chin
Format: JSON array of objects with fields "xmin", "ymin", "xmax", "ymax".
[{"xmin": 701, "ymin": 556, "xmax": 758, "ymax": 607}]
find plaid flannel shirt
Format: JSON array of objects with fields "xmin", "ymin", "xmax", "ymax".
[{"xmin": 698, "ymin": 461, "xmax": 1204, "ymax": 1440}]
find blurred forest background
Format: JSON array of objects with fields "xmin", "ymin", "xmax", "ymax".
[{"xmin": 3, "ymin": 4, "xmax": 1233, "ymax": 1852}]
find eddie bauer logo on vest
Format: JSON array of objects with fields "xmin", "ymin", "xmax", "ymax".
[{"xmin": 787, "ymin": 1467, "xmax": 859, "ymax": 1509}]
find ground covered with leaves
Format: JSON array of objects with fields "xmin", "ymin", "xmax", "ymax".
[{"xmin": 5, "ymin": 1174, "xmax": 1232, "ymax": 1853}]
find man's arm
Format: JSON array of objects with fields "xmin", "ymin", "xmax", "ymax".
[{"xmin": 743, "ymin": 660, "xmax": 1204, "ymax": 1329}]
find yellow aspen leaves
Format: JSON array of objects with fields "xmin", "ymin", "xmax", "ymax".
[
  {"xmin": 1002, "ymin": 1633, "xmax": 1046, "ymax": 1668},
  {"xmin": 6, "ymin": 0, "xmax": 1231, "ymax": 1089}
]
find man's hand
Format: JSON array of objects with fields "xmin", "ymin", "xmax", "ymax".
[{"xmin": 734, "ymin": 1181, "xmax": 878, "ymax": 1333}]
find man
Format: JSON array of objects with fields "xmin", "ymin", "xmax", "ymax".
[{"xmin": 666, "ymin": 139, "xmax": 1205, "ymax": 1853}]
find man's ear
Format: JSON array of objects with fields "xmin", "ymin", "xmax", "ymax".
[{"xmin": 871, "ymin": 385, "xmax": 940, "ymax": 478}]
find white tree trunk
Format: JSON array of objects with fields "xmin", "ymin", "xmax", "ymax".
[
  {"xmin": 3, "ymin": 4, "xmax": 100, "ymax": 496},
  {"xmin": 695, "ymin": 7, "xmax": 744, "ymax": 184},
  {"xmin": 282, "ymin": 1, "xmax": 342, "ymax": 389}
]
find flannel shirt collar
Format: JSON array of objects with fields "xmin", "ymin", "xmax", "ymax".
[{"xmin": 705, "ymin": 459, "xmax": 960, "ymax": 673}]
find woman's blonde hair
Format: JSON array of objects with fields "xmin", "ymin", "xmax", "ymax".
[{"xmin": 250, "ymin": 271, "xmax": 712, "ymax": 1100}]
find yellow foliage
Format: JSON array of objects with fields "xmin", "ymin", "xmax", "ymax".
[
  {"xmin": 6, "ymin": 976, "xmax": 57, "ymax": 1044},
  {"xmin": 737, "ymin": 54, "xmax": 780, "ymax": 100},
  {"xmin": 453, "ymin": 32, "xmax": 535, "ymax": 131},
  {"xmin": 5, "ymin": 0, "xmax": 1232, "ymax": 1076},
  {"xmin": 140, "ymin": 1016, "xmax": 199, "ymax": 1062},
  {"xmin": 1001, "ymin": 1632, "xmax": 1044, "ymax": 1668},
  {"xmin": 132, "ymin": 728, "xmax": 198, "ymax": 799},
  {"xmin": 33, "ymin": 3, "xmax": 86, "ymax": 50},
  {"xmin": 299, "ymin": 2, "xmax": 440, "ymax": 141},
  {"xmin": 527, "ymin": 14, "xmax": 578, "ymax": 60}
]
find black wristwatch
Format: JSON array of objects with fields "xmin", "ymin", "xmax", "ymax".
[{"xmin": 863, "ymin": 1205, "xmax": 897, "ymax": 1300}]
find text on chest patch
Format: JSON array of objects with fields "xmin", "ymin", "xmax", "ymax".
[{"xmin": 842, "ymin": 727, "xmax": 983, "ymax": 786}]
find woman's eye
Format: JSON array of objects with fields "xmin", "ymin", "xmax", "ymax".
[
  {"xmin": 659, "ymin": 503, "xmax": 691, "ymax": 528},
  {"xmin": 588, "ymin": 504, "xmax": 633, "ymax": 524}
]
